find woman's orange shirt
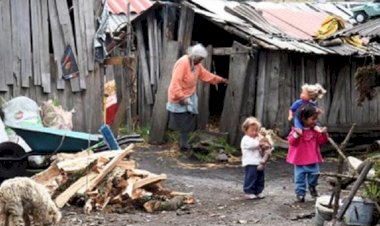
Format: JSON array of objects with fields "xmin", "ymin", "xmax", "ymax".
[{"xmin": 168, "ymin": 55, "xmax": 224, "ymax": 103}]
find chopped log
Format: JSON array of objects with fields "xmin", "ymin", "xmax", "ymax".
[
  {"xmin": 55, "ymin": 172, "xmax": 98, "ymax": 208},
  {"xmin": 99, "ymin": 196, "xmax": 111, "ymax": 211},
  {"xmin": 127, "ymin": 169, "xmax": 156, "ymax": 178},
  {"xmin": 170, "ymin": 191, "xmax": 194, "ymax": 196},
  {"xmin": 86, "ymin": 144, "xmax": 134, "ymax": 192},
  {"xmin": 56, "ymin": 150, "xmax": 125, "ymax": 173},
  {"xmin": 52, "ymin": 149, "xmax": 94, "ymax": 162},
  {"xmin": 143, "ymin": 196, "xmax": 184, "ymax": 213},
  {"xmin": 116, "ymin": 160, "xmax": 136, "ymax": 170},
  {"xmin": 123, "ymin": 177, "xmax": 139, "ymax": 198},
  {"xmin": 32, "ymin": 164, "xmax": 67, "ymax": 195},
  {"xmin": 134, "ymin": 174, "xmax": 167, "ymax": 190},
  {"xmin": 84, "ymin": 198, "xmax": 93, "ymax": 214}
]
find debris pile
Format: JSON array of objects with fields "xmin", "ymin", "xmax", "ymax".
[{"xmin": 32, "ymin": 144, "xmax": 195, "ymax": 214}]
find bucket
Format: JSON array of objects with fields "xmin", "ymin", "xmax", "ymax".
[
  {"xmin": 344, "ymin": 197, "xmax": 374, "ymax": 226},
  {"xmin": 315, "ymin": 195, "xmax": 336, "ymax": 226}
]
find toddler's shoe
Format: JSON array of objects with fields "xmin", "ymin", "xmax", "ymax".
[
  {"xmin": 256, "ymin": 193, "xmax": 265, "ymax": 199},
  {"xmin": 244, "ymin": 194, "xmax": 257, "ymax": 200},
  {"xmin": 309, "ymin": 186, "xmax": 319, "ymax": 198},
  {"xmin": 296, "ymin": 195, "xmax": 305, "ymax": 203}
]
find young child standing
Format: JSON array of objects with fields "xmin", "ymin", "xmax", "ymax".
[
  {"xmin": 287, "ymin": 103, "xmax": 328, "ymax": 202},
  {"xmin": 241, "ymin": 117, "xmax": 268, "ymax": 200},
  {"xmin": 288, "ymin": 83, "xmax": 326, "ymax": 134}
]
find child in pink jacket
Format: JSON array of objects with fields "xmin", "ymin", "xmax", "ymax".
[{"xmin": 287, "ymin": 103, "xmax": 328, "ymax": 202}]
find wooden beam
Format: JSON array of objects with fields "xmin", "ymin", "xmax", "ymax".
[
  {"xmin": 86, "ymin": 144, "xmax": 134, "ymax": 192},
  {"xmin": 336, "ymin": 162, "xmax": 374, "ymax": 221},
  {"xmin": 55, "ymin": 172, "xmax": 98, "ymax": 208},
  {"xmin": 212, "ymin": 47, "xmax": 251, "ymax": 56},
  {"xmin": 149, "ymin": 41, "xmax": 179, "ymax": 144},
  {"xmin": 197, "ymin": 45, "xmax": 213, "ymax": 130},
  {"xmin": 135, "ymin": 21, "xmax": 153, "ymax": 104},
  {"xmin": 220, "ymin": 42, "xmax": 251, "ymax": 145},
  {"xmin": 134, "ymin": 174, "xmax": 167, "ymax": 189}
]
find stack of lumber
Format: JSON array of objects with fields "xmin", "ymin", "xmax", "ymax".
[{"xmin": 32, "ymin": 144, "xmax": 195, "ymax": 213}]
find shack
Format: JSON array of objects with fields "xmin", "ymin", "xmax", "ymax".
[{"xmin": 123, "ymin": 0, "xmax": 380, "ymax": 146}]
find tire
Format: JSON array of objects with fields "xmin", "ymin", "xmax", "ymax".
[
  {"xmin": 0, "ymin": 142, "xmax": 28, "ymax": 182},
  {"xmin": 354, "ymin": 11, "xmax": 368, "ymax": 23}
]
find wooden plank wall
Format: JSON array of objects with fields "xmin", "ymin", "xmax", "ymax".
[
  {"xmin": 0, "ymin": 0, "xmax": 102, "ymax": 133},
  {"xmin": 254, "ymin": 50, "xmax": 380, "ymax": 137}
]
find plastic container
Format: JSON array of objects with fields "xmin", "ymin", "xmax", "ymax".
[
  {"xmin": 344, "ymin": 197, "xmax": 374, "ymax": 226},
  {"xmin": 99, "ymin": 124, "xmax": 120, "ymax": 150},
  {"xmin": 315, "ymin": 195, "xmax": 337, "ymax": 226}
]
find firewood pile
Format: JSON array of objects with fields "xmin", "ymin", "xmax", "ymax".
[{"xmin": 32, "ymin": 144, "xmax": 195, "ymax": 214}]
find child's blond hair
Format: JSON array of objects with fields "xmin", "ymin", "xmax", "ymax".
[
  {"xmin": 302, "ymin": 83, "xmax": 327, "ymax": 100},
  {"xmin": 241, "ymin": 117, "xmax": 261, "ymax": 133}
]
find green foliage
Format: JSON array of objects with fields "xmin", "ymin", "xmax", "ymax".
[
  {"xmin": 212, "ymin": 137, "xmax": 236, "ymax": 155},
  {"xmin": 166, "ymin": 130, "xmax": 180, "ymax": 143},
  {"xmin": 364, "ymin": 182, "xmax": 380, "ymax": 203},
  {"xmin": 193, "ymin": 151, "xmax": 212, "ymax": 162},
  {"xmin": 52, "ymin": 98, "xmax": 61, "ymax": 106},
  {"xmin": 363, "ymin": 159, "xmax": 380, "ymax": 203},
  {"xmin": 133, "ymin": 124, "xmax": 150, "ymax": 140}
]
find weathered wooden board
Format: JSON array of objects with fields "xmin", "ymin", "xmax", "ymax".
[
  {"xmin": 40, "ymin": 0, "xmax": 51, "ymax": 93},
  {"xmin": 147, "ymin": 14, "xmax": 158, "ymax": 89},
  {"xmin": 74, "ymin": 0, "xmax": 88, "ymax": 90},
  {"xmin": 10, "ymin": 0, "xmax": 22, "ymax": 89},
  {"xmin": 255, "ymin": 50, "xmax": 267, "ymax": 122},
  {"xmin": 220, "ymin": 42, "xmax": 250, "ymax": 144},
  {"xmin": 327, "ymin": 64, "xmax": 347, "ymax": 125},
  {"xmin": 277, "ymin": 51, "xmax": 290, "ymax": 136},
  {"xmin": 162, "ymin": 5, "xmax": 176, "ymax": 51},
  {"xmin": 136, "ymin": 21, "xmax": 153, "ymax": 105},
  {"xmin": 149, "ymin": 41, "xmax": 179, "ymax": 144},
  {"xmin": 84, "ymin": 0, "xmax": 95, "ymax": 72},
  {"xmin": 197, "ymin": 45, "xmax": 213, "ymax": 130},
  {"xmin": 316, "ymin": 58, "xmax": 327, "ymax": 124},
  {"xmin": 48, "ymin": 0, "xmax": 66, "ymax": 90},
  {"xmin": 2, "ymin": 0, "xmax": 13, "ymax": 86},
  {"xmin": 56, "ymin": 0, "xmax": 81, "ymax": 92},
  {"xmin": 31, "ymin": 0, "xmax": 42, "ymax": 86},
  {"xmin": 19, "ymin": 0, "xmax": 32, "ymax": 88},
  {"xmin": 0, "ymin": 0, "xmax": 7, "ymax": 91},
  {"xmin": 238, "ymin": 51, "xmax": 258, "ymax": 141},
  {"xmin": 177, "ymin": 6, "xmax": 194, "ymax": 56},
  {"xmin": 264, "ymin": 51, "xmax": 280, "ymax": 127}
]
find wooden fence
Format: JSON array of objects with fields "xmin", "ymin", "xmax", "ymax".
[{"xmin": 0, "ymin": 0, "xmax": 103, "ymax": 132}]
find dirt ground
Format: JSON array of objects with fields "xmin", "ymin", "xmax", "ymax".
[{"xmin": 59, "ymin": 144, "xmax": 337, "ymax": 226}]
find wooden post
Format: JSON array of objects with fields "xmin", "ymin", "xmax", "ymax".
[
  {"xmin": 330, "ymin": 124, "xmax": 356, "ymax": 220},
  {"xmin": 197, "ymin": 45, "xmax": 213, "ymax": 130},
  {"xmin": 177, "ymin": 5, "xmax": 194, "ymax": 56},
  {"xmin": 149, "ymin": 41, "xmax": 179, "ymax": 144},
  {"xmin": 335, "ymin": 162, "xmax": 374, "ymax": 222},
  {"xmin": 220, "ymin": 42, "xmax": 251, "ymax": 145}
]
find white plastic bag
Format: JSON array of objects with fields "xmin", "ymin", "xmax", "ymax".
[{"xmin": 2, "ymin": 96, "xmax": 42, "ymax": 127}]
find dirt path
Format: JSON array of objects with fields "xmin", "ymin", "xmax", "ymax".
[{"xmin": 59, "ymin": 144, "xmax": 336, "ymax": 226}]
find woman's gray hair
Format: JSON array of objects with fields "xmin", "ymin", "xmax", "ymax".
[{"xmin": 187, "ymin": 43, "xmax": 208, "ymax": 58}]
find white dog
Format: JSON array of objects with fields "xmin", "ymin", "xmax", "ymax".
[{"xmin": 0, "ymin": 177, "xmax": 61, "ymax": 226}]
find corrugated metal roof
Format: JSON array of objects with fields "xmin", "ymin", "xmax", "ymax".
[
  {"xmin": 187, "ymin": 0, "xmax": 379, "ymax": 56},
  {"xmin": 329, "ymin": 18, "xmax": 380, "ymax": 39},
  {"xmin": 107, "ymin": 0, "xmax": 152, "ymax": 15},
  {"xmin": 106, "ymin": 0, "xmax": 153, "ymax": 33}
]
